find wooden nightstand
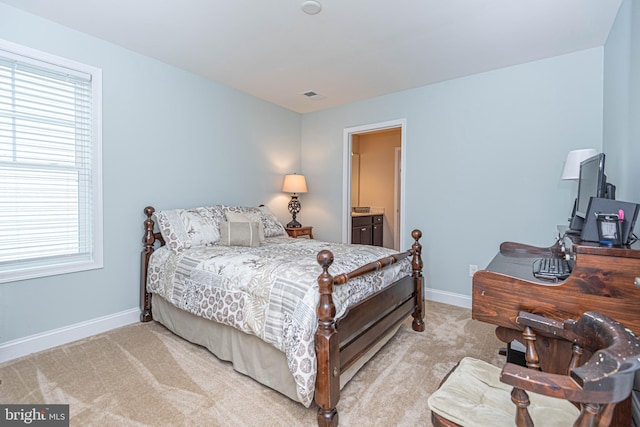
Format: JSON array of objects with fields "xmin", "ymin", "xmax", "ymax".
[{"xmin": 285, "ymin": 226, "xmax": 314, "ymax": 239}]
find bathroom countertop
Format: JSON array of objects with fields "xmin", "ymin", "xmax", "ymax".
[{"xmin": 351, "ymin": 208, "xmax": 384, "ymax": 217}]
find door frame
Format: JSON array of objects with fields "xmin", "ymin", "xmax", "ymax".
[
  {"xmin": 342, "ymin": 118, "xmax": 407, "ymax": 247},
  {"xmin": 394, "ymin": 146, "xmax": 402, "ymax": 251}
]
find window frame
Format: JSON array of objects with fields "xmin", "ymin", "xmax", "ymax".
[{"xmin": 0, "ymin": 39, "xmax": 103, "ymax": 283}]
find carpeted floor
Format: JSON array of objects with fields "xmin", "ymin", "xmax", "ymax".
[{"xmin": 0, "ymin": 300, "xmax": 503, "ymax": 426}]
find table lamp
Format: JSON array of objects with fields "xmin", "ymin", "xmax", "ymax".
[
  {"xmin": 282, "ymin": 174, "xmax": 308, "ymax": 228},
  {"xmin": 561, "ymin": 148, "xmax": 598, "ymax": 180}
]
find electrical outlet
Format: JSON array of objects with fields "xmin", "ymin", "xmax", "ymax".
[{"xmin": 469, "ymin": 264, "xmax": 478, "ymax": 277}]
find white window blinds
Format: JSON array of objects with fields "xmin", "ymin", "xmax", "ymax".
[{"xmin": 0, "ymin": 41, "xmax": 102, "ymax": 283}]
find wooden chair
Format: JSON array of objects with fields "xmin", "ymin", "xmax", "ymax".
[{"xmin": 428, "ymin": 311, "xmax": 640, "ymax": 427}]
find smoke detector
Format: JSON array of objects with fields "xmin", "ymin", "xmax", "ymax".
[{"xmin": 301, "ymin": 1, "xmax": 322, "ymax": 15}]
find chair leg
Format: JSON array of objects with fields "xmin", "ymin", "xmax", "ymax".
[
  {"xmin": 574, "ymin": 403, "xmax": 600, "ymax": 427},
  {"xmin": 511, "ymin": 388, "xmax": 534, "ymax": 427}
]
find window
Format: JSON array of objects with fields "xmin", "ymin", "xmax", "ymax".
[{"xmin": 0, "ymin": 40, "xmax": 102, "ymax": 283}]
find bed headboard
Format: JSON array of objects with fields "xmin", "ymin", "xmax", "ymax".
[{"xmin": 140, "ymin": 206, "xmax": 163, "ymax": 322}]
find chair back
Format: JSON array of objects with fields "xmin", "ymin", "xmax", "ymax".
[
  {"xmin": 429, "ymin": 311, "xmax": 640, "ymax": 427},
  {"xmin": 500, "ymin": 311, "xmax": 640, "ymax": 426}
]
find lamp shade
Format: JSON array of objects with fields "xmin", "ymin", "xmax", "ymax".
[
  {"xmin": 282, "ymin": 174, "xmax": 308, "ymax": 193},
  {"xmin": 561, "ymin": 149, "xmax": 598, "ymax": 180}
]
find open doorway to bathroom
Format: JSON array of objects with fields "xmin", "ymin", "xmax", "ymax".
[{"xmin": 343, "ymin": 119, "xmax": 406, "ymax": 250}]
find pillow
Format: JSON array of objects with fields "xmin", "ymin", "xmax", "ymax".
[
  {"xmin": 225, "ymin": 211, "xmax": 250, "ymax": 222},
  {"xmin": 258, "ymin": 205, "xmax": 287, "ymax": 236},
  {"xmin": 206, "ymin": 204, "xmax": 227, "ymax": 226},
  {"xmin": 223, "ymin": 205, "xmax": 287, "ymax": 238},
  {"xmin": 225, "ymin": 211, "xmax": 266, "ymax": 243},
  {"xmin": 155, "ymin": 206, "xmax": 222, "ymax": 252},
  {"xmin": 219, "ymin": 221, "xmax": 263, "ymax": 247}
]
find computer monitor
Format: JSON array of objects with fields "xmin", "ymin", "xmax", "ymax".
[
  {"xmin": 575, "ymin": 153, "xmax": 607, "ymax": 220},
  {"xmin": 568, "ymin": 153, "xmax": 607, "ymax": 233}
]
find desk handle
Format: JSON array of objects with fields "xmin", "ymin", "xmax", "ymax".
[{"xmin": 635, "ymin": 277, "xmax": 640, "ymax": 288}]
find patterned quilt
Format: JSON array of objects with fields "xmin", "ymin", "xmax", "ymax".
[{"xmin": 146, "ymin": 236, "xmax": 412, "ymax": 407}]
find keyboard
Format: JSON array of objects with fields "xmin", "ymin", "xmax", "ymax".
[{"xmin": 532, "ymin": 257, "xmax": 573, "ymax": 281}]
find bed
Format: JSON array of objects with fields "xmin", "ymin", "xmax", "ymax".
[{"xmin": 139, "ymin": 204, "xmax": 424, "ymax": 426}]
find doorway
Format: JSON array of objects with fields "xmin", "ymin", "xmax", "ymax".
[{"xmin": 342, "ymin": 119, "xmax": 406, "ymax": 250}]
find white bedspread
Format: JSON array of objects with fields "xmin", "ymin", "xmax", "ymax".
[{"xmin": 147, "ymin": 236, "xmax": 411, "ymax": 406}]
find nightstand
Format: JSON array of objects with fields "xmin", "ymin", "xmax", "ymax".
[{"xmin": 285, "ymin": 226, "xmax": 314, "ymax": 239}]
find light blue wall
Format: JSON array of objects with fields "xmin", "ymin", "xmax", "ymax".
[
  {"xmin": 301, "ymin": 49, "xmax": 605, "ymax": 297},
  {"xmin": 603, "ymin": 0, "xmax": 640, "ymax": 203},
  {"xmin": 0, "ymin": 4, "xmax": 301, "ymax": 344},
  {"xmin": 2, "ymin": 1, "xmax": 636, "ymax": 347}
]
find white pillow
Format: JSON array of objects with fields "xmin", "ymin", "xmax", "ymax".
[{"xmin": 155, "ymin": 206, "xmax": 223, "ymax": 252}]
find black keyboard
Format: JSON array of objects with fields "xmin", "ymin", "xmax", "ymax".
[{"xmin": 532, "ymin": 257, "xmax": 573, "ymax": 281}]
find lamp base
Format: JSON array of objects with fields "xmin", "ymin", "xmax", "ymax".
[{"xmin": 287, "ymin": 194, "xmax": 302, "ymax": 228}]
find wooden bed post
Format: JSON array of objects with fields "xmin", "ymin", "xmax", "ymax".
[
  {"xmin": 140, "ymin": 206, "xmax": 156, "ymax": 322},
  {"xmin": 411, "ymin": 229, "xmax": 425, "ymax": 332},
  {"xmin": 315, "ymin": 249, "xmax": 340, "ymax": 427}
]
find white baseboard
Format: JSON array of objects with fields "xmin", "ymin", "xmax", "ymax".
[
  {"xmin": 0, "ymin": 308, "xmax": 140, "ymax": 364},
  {"xmin": 425, "ymin": 288, "xmax": 472, "ymax": 309},
  {"xmin": 1, "ymin": 291, "xmax": 469, "ymax": 364}
]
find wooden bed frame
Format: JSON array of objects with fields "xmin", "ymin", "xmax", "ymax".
[{"xmin": 140, "ymin": 206, "xmax": 425, "ymax": 426}]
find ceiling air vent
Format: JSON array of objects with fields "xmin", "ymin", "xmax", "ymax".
[{"xmin": 302, "ymin": 91, "xmax": 325, "ymax": 100}]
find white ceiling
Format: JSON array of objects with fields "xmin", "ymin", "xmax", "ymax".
[{"xmin": 0, "ymin": 0, "xmax": 622, "ymax": 114}]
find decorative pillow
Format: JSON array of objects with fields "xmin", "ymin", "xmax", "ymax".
[
  {"xmin": 155, "ymin": 206, "xmax": 222, "ymax": 252},
  {"xmin": 258, "ymin": 205, "xmax": 287, "ymax": 236},
  {"xmin": 225, "ymin": 211, "xmax": 266, "ymax": 243},
  {"xmin": 205, "ymin": 205, "xmax": 227, "ymax": 226},
  {"xmin": 219, "ymin": 221, "xmax": 262, "ymax": 247},
  {"xmin": 223, "ymin": 205, "xmax": 287, "ymax": 237}
]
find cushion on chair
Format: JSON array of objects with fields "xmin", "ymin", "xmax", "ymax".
[{"xmin": 427, "ymin": 357, "xmax": 580, "ymax": 427}]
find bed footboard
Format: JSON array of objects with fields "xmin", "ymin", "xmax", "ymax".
[{"xmin": 315, "ymin": 230, "xmax": 424, "ymax": 427}]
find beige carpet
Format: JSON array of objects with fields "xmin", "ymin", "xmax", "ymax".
[{"xmin": 0, "ymin": 301, "xmax": 503, "ymax": 426}]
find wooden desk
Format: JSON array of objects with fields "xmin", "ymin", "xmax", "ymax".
[
  {"xmin": 473, "ymin": 236, "xmax": 640, "ymax": 334},
  {"xmin": 472, "ymin": 234, "xmax": 640, "ymax": 424}
]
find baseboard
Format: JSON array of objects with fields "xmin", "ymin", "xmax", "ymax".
[
  {"xmin": 1, "ymin": 291, "xmax": 470, "ymax": 364},
  {"xmin": 425, "ymin": 288, "xmax": 472, "ymax": 309},
  {"xmin": 0, "ymin": 308, "xmax": 140, "ymax": 363}
]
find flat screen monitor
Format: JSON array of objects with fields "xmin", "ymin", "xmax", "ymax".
[{"xmin": 575, "ymin": 153, "xmax": 606, "ymax": 219}]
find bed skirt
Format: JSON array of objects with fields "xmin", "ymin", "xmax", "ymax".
[{"xmin": 151, "ymin": 295, "xmax": 401, "ymax": 405}]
